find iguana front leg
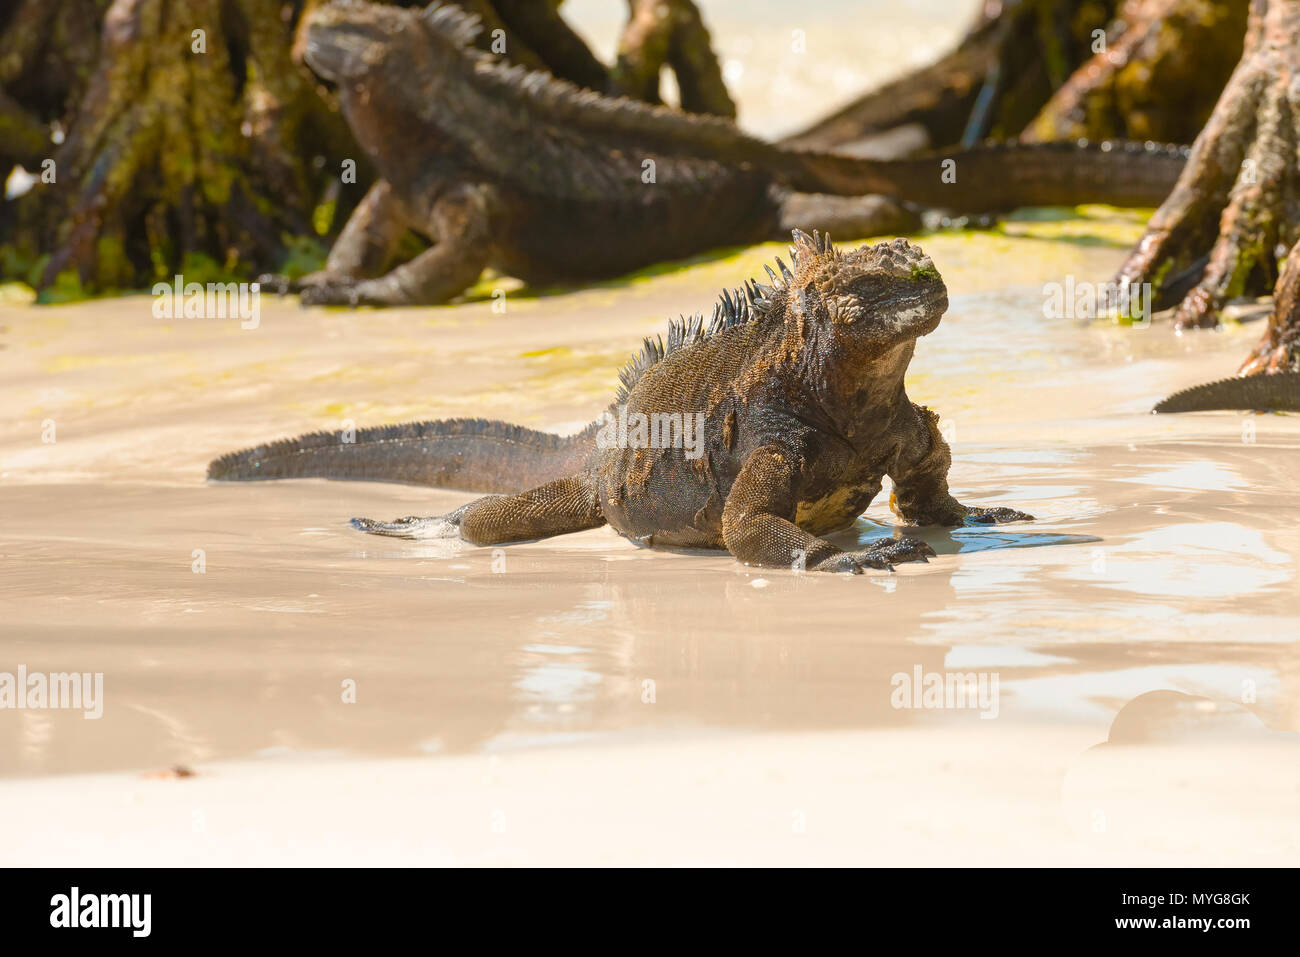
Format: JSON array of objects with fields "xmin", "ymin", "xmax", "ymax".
[
  {"xmin": 353, "ymin": 475, "xmax": 605, "ymax": 545},
  {"xmin": 889, "ymin": 403, "xmax": 1033, "ymax": 526},
  {"xmin": 261, "ymin": 180, "xmax": 411, "ymax": 293},
  {"xmin": 301, "ymin": 182, "xmax": 497, "ymax": 306},
  {"xmin": 721, "ymin": 446, "xmax": 935, "ymax": 574}
]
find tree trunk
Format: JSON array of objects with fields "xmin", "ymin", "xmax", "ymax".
[
  {"xmin": 5, "ymin": 0, "xmax": 366, "ymax": 295},
  {"xmin": 1025, "ymin": 0, "xmax": 1248, "ymax": 144},
  {"xmin": 1111, "ymin": 0, "xmax": 1300, "ymax": 376},
  {"xmin": 784, "ymin": 0, "xmax": 1249, "ymax": 152},
  {"xmin": 783, "ymin": 0, "xmax": 1123, "ymax": 151},
  {"xmin": 612, "ymin": 0, "xmax": 736, "ymax": 118},
  {"xmin": 1240, "ymin": 237, "xmax": 1300, "ymax": 373},
  {"xmin": 0, "ymin": 0, "xmax": 111, "ymax": 171}
]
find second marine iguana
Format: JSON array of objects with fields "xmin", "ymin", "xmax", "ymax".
[
  {"xmin": 1153, "ymin": 373, "xmax": 1300, "ymax": 412},
  {"xmin": 263, "ymin": 0, "xmax": 1189, "ymax": 307},
  {"xmin": 213, "ymin": 232, "xmax": 1033, "ymax": 572}
]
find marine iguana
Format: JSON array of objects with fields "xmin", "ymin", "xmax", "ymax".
[
  {"xmin": 214, "ymin": 232, "xmax": 1033, "ymax": 572},
  {"xmin": 262, "ymin": 0, "xmax": 1189, "ymax": 307},
  {"xmin": 1153, "ymin": 372, "xmax": 1300, "ymax": 412}
]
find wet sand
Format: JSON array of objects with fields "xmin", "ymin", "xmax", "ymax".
[{"xmin": 2, "ymin": 204, "xmax": 1298, "ymax": 865}]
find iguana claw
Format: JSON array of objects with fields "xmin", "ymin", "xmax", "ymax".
[
  {"xmin": 351, "ymin": 501, "xmax": 487, "ymax": 539},
  {"xmin": 350, "ymin": 515, "xmax": 460, "ymax": 539},
  {"xmin": 965, "ymin": 506, "xmax": 1034, "ymax": 524},
  {"xmin": 300, "ymin": 279, "xmax": 364, "ymax": 308},
  {"xmin": 867, "ymin": 537, "xmax": 937, "ymax": 563},
  {"xmin": 813, "ymin": 536, "xmax": 935, "ymax": 574}
]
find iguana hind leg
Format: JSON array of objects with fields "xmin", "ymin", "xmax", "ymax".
[
  {"xmin": 721, "ymin": 446, "xmax": 935, "ymax": 574},
  {"xmin": 353, "ymin": 476, "xmax": 604, "ymax": 546},
  {"xmin": 301, "ymin": 182, "xmax": 497, "ymax": 307}
]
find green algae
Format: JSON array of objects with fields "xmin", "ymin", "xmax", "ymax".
[{"xmin": 276, "ymin": 236, "xmax": 330, "ymax": 281}]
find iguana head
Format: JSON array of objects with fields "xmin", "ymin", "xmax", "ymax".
[
  {"xmin": 775, "ymin": 232, "xmax": 947, "ymax": 353},
  {"xmin": 303, "ymin": 1, "xmax": 478, "ymax": 85},
  {"xmin": 750, "ymin": 232, "xmax": 948, "ymax": 405},
  {"xmin": 613, "ymin": 234, "xmax": 946, "ymax": 409},
  {"xmin": 303, "ymin": 1, "xmax": 398, "ymax": 83},
  {"xmin": 303, "ymin": 2, "xmax": 484, "ymax": 174}
]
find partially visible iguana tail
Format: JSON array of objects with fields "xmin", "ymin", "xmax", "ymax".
[
  {"xmin": 790, "ymin": 140, "xmax": 1190, "ymax": 211},
  {"xmin": 207, "ymin": 418, "xmax": 595, "ymax": 493},
  {"xmin": 1153, "ymin": 372, "xmax": 1300, "ymax": 413}
]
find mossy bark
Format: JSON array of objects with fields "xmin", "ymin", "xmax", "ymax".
[
  {"xmin": 1111, "ymin": 0, "xmax": 1300, "ymax": 375},
  {"xmin": 1241, "ymin": 238, "xmax": 1300, "ymax": 373},
  {"xmin": 0, "ymin": 0, "xmax": 112, "ymax": 170},
  {"xmin": 6, "ymin": 0, "xmax": 366, "ymax": 294},
  {"xmin": 1025, "ymin": 0, "xmax": 1249, "ymax": 144}
]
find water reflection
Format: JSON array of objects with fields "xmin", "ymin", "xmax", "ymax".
[{"xmin": 3, "ymin": 427, "xmax": 1299, "ymax": 775}]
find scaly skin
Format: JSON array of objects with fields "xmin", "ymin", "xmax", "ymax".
[
  {"xmin": 208, "ymin": 418, "xmax": 596, "ymax": 490},
  {"xmin": 217, "ymin": 232, "xmax": 1034, "ymax": 573},
  {"xmin": 1153, "ymin": 372, "xmax": 1300, "ymax": 411},
  {"xmin": 260, "ymin": 1, "xmax": 1189, "ymax": 308}
]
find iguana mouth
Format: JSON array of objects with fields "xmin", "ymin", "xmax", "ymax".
[
  {"xmin": 877, "ymin": 287, "xmax": 947, "ymax": 341},
  {"xmin": 302, "ymin": 8, "xmax": 391, "ymax": 83},
  {"xmin": 897, "ymin": 286, "xmax": 947, "ymax": 311},
  {"xmin": 302, "ymin": 29, "xmax": 371, "ymax": 82},
  {"xmin": 301, "ymin": 33, "xmax": 350, "ymax": 82}
]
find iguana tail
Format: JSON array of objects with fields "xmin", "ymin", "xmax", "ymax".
[
  {"xmin": 207, "ymin": 418, "xmax": 595, "ymax": 493},
  {"xmin": 789, "ymin": 140, "xmax": 1190, "ymax": 211},
  {"xmin": 1153, "ymin": 373, "xmax": 1300, "ymax": 413}
]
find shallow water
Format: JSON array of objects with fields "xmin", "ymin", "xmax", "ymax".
[{"xmin": 3, "ymin": 207, "xmax": 1298, "ymax": 785}]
